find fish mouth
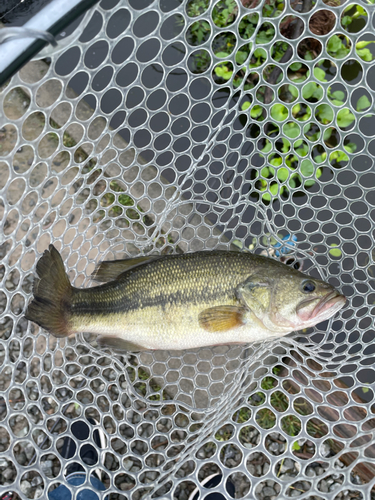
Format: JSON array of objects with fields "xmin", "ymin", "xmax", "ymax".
[
  {"xmin": 297, "ymin": 291, "xmax": 346, "ymax": 322},
  {"xmin": 311, "ymin": 291, "xmax": 346, "ymax": 320}
]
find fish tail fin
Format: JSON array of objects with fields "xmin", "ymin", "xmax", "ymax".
[{"xmin": 25, "ymin": 245, "xmax": 73, "ymax": 337}]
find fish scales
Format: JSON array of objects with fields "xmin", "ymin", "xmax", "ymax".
[
  {"xmin": 25, "ymin": 246, "xmax": 346, "ymax": 351},
  {"xmin": 69, "ymin": 252, "xmax": 258, "ymax": 349},
  {"xmin": 72, "ymin": 252, "xmax": 257, "ymax": 313}
]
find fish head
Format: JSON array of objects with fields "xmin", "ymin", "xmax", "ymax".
[{"xmin": 237, "ymin": 268, "xmax": 346, "ymax": 333}]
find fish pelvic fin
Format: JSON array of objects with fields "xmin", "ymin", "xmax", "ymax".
[
  {"xmin": 25, "ymin": 245, "xmax": 73, "ymax": 337},
  {"xmin": 199, "ymin": 305, "xmax": 246, "ymax": 333},
  {"xmin": 92, "ymin": 255, "xmax": 163, "ymax": 282}
]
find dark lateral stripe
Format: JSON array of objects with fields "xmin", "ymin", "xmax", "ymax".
[{"xmin": 70, "ymin": 287, "xmax": 231, "ymax": 315}]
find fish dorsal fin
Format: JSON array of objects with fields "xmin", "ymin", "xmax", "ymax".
[
  {"xmin": 199, "ymin": 306, "xmax": 246, "ymax": 333},
  {"xmin": 92, "ymin": 255, "xmax": 163, "ymax": 282}
]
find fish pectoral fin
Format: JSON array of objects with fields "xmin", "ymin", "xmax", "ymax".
[
  {"xmin": 92, "ymin": 255, "xmax": 163, "ymax": 282},
  {"xmin": 97, "ymin": 335, "xmax": 145, "ymax": 352},
  {"xmin": 199, "ymin": 306, "xmax": 246, "ymax": 333}
]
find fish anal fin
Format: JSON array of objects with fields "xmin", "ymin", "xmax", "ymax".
[
  {"xmin": 92, "ymin": 255, "xmax": 162, "ymax": 282},
  {"xmin": 199, "ymin": 306, "xmax": 245, "ymax": 333},
  {"xmin": 97, "ymin": 335, "xmax": 145, "ymax": 352}
]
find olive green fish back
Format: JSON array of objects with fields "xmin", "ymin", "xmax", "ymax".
[{"xmin": 89, "ymin": 251, "xmax": 265, "ymax": 311}]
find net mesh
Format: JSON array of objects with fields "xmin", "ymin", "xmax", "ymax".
[{"xmin": 1, "ymin": 0, "xmax": 375, "ymax": 498}]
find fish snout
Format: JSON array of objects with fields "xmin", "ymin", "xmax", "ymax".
[
  {"xmin": 315, "ymin": 291, "xmax": 346, "ymax": 319},
  {"xmin": 296, "ymin": 290, "xmax": 346, "ymax": 323}
]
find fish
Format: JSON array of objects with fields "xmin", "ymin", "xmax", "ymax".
[{"xmin": 24, "ymin": 245, "xmax": 346, "ymax": 351}]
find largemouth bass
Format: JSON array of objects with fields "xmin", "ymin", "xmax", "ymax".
[{"xmin": 25, "ymin": 245, "xmax": 346, "ymax": 351}]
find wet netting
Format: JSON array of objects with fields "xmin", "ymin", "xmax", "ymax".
[{"xmin": 1, "ymin": 0, "xmax": 375, "ymax": 498}]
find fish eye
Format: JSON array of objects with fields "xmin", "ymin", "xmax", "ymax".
[{"xmin": 301, "ymin": 280, "xmax": 316, "ymax": 293}]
